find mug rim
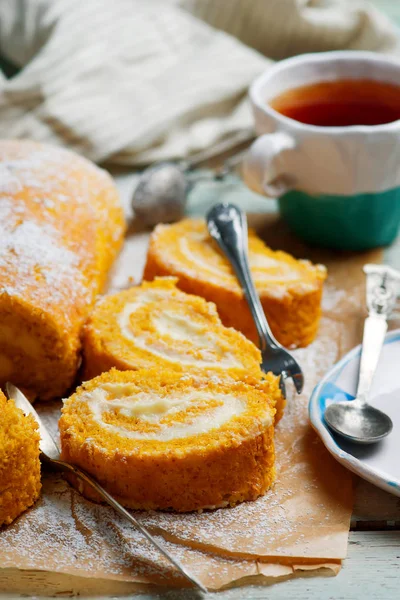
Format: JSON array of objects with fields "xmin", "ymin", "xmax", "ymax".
[{"xmin": 250, "ymin": 50, "xmax": 400, "ymax": 134}]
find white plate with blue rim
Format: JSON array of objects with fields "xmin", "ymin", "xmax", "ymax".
[{"xmin": 309, "ymin": 328, "xmax": 400, "ymax": 497}]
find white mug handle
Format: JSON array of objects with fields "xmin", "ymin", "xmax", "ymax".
[{"xmin": 242, "ymin": 132, "xmax": 297, "ymax": 197}]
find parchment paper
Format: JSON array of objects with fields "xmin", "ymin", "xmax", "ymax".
[{"xmin": 0, "ymin": 213, "xmax": 381, "ymax": 591}]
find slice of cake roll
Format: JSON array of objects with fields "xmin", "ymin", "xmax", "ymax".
[
  {"xmin": 59, "ymin": 369, "xmax": 276, "ymax": 512},
  {"xmin": 143, "ymin": 219, "xmax": 326, "ymax": 348},
  {"xmin": 82, "ymin": 277, "xmax": 285, "ymax": 423},
  {"xmin": 83, "ymin": 277, "xmax": 261, "ymax": 379},
  {"xmin": 0, "ymin": 140, "xmax": 125, "ymax": 399},
  {"xmin": 0, "ymin": 390, "xmax": 41, "ymax": 526}
]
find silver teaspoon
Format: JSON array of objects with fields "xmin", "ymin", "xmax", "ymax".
[
  {"xmin": 132, "ymin": 130, "xmax": 255, "ymax": 226},
  {"xmin": 206, "ymin": 203, "xmax": 304, "ymax": 397},
  {"xmin": 324, "ymin": 265, "xmax": 399, "ymax": 444}
]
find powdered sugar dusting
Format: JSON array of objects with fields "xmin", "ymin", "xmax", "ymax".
[
  {"xmin": 0, "ymin": 473, "xmax": 182, "ymax": 585},
  {"xmin": 0, "ymin": 164, "xmax": 23, "ymax": 194},
  {"xmin": 0, "ymin": 142, "xmax": 116, "ymax": 315},
  {"xmin": 0, "ymin": 219, "xmax": 86, "ymax": 299},
  {"xmin": 0, "ymin": 143, "xmax": 103, "ymax": 196},
  {"xmin": 0, "ymin": 472, "xmax": 269, "ymax": 590},
  {"xmin": 0, "ymin": 204, "xmax": 88, "ymax": 311}
]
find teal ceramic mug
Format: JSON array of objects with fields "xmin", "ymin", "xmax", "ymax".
[{"xmin": 243, "ymin": 51, "xmax": 400, "ymax": 250}]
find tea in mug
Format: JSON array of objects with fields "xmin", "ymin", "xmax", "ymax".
[{"xmin": 269, "ymin": 79, "xmax": 400, "ymax": 127}]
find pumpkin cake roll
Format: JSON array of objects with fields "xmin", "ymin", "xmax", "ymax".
[
  {"xmin": 0, "ymin": 390, "xmax": 41, "ymax": 527},
  {"xmin": 0, "ymin": 140, "xmax": 125, "ymax": 399},
  {"xmin": 59, "ymin": 369, "xmax": 277, "ymax": 512},
  {"xmin": 82, "ymin": 277, "xmax": 285, "ymax": 423},
  {"xmin": 144, "ymin": 219, "xmax": 326, "ymax": 348}
]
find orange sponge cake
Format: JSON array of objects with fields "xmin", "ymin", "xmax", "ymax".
[
  {"xmin": 143, "ymin": 219, "xmax": 326, "ymax": 348},
  {"xmin": 0, "ymin": 390, "xmax": 41, "ymax": 527},
  {"xmin": 83, "ymin": 277, "xmax": 285, "ymax": 422},
  {"xmin": 0, "ymin": 140, "xmax": 125, "ymax": 399},
  {"xmin": 83, "ymin": 277, "xmax": 263, "ymax": 379},
  {"xmin": 59, "ymin": 369, "xmax": 276, "ymax": 512}
]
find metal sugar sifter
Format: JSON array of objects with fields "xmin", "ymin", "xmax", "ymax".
[{"xmin": 131, "ymin": 130, "xmax": 255, "ymax": 226}]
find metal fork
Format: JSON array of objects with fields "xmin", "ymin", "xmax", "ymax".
[
  {"xmin": 5, "ymin": 383, "xmax": 207, "ymax": 594},
  {"xmin": 206, "ymin": 203, "xmax": 304, "ymax": 397}
]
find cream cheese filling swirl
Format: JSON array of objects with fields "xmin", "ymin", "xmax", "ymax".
[
  {"xmin": 118, "ymin": 290, "xmax": 242, "ymax": 369},
  {"xmin": 179, "ymin": 233, "xmax": 304, "ymax": 286},
  {"xmin": 82, "ymin": 383, "xmax": 246, "ymax": 441}
]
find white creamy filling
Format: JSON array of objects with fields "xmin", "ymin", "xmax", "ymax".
[
  {"xmin": 152, "ymin": 311, "xmax": 210, "ymax": 345},
  {"xmin": 250, "ymin": 254, "xmax": 301, "ymax": 282},
  {"xmin": 117, "ymin": 291, "xmax": 241, "ymax": 368},
  {"xmin": 179, "ymin": 237, "xmax": 228, "ymax": 278},
  {"xmin": 83, "ymin": 386, "xmax": 246, "ymax": 441},
  {"xmin": 179, "ymin": 236, "xmax": 302, "ymax": 284}
]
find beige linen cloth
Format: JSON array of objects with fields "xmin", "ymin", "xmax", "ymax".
[{"xmin": 0, "ymin": 0, "xmax": 399, "ymax": 165}]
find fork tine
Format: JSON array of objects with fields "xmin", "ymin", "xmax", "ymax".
[
  {"xmin": 279, "ymin": 374, "xmax": 287, "ymax": 398},
  {"xmin": 290, "ymin": 371, "xmax": 304, "ymax": 394}
]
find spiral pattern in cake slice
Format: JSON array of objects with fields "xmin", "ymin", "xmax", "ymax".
[
  {"xmin": 59, "ymin": 369, "xmax": 276, "ymax": 512},
  {"xmin": 83, "ymin": 277, "xmax": 285, "ymax": 422},
  {"xmin": 143, "ymin": 219, "xmax": 327, "ymax": 348},
  {"xmin": 83, "ymin": 276, "xmax": 264, "ymax": 376}
]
